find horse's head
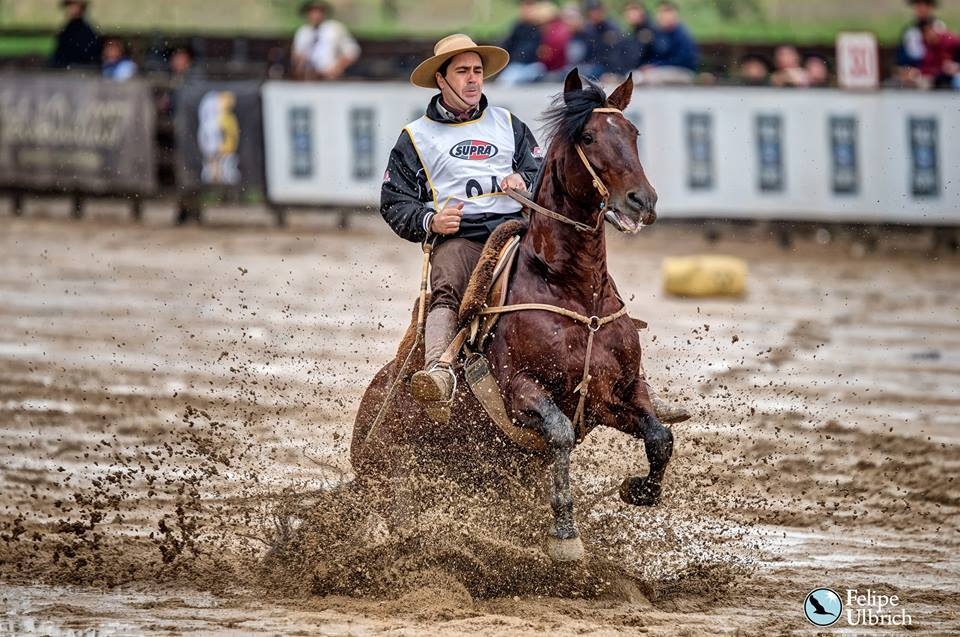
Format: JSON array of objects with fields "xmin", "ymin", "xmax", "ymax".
[{"xmin": 545, "ymin": 69, "xmax": 658, "ymax": 234}]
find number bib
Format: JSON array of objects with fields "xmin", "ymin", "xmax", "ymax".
[{"xmin": 405, "ymin": 107, "xmax": 522, "ymax": 217}]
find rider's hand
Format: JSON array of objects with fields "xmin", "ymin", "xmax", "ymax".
[
  {"xmin": 499, "ymin": 173, "xmax": 526, "ymax": 192},
  {"xmin": 431, "ymin": 201, "xmax": 464, "ymax": 235}
]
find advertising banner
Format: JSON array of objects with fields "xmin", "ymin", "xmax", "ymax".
[
  {"xmin": 174, "ymin": 81, "xmax": 264, "ymax": 192},
  {"xmin": 0, "ymin": 73, "xmax": 155, "ymax": 194},
  {"xmin": 261, "ymin": 83, "xmax": 959, "ymax": 224}
]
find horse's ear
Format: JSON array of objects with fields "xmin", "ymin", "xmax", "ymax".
[
  {"xmin": 563, "ymin": 67, "xmax": 582, "ymax": 97},
  {"xmin": 607, "ymin": 73, "xmax": 634, "ymax": 111}
]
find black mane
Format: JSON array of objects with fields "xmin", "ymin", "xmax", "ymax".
[{"xmin": 541, "ymin": 75, "xmax": 609, "ymax": 145}]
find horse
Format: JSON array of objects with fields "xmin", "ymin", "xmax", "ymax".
[{"xmin": 350, "ymin": 68, "xmax": 674, "ymax": 562}]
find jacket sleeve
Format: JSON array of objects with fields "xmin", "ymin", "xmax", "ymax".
[
  {"xmin": 380, "ymin": 130, "xmax": 434, "ymax": 243},
  {"xmin": 510, "ymin": 116, "xmax": 543, "ymax": 190}
]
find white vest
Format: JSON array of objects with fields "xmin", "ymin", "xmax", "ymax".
[{"xmin": 405, "ymin": 106, "xmax": 522, "ymax": 217}]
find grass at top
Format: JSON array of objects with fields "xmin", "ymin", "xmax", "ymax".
[
  {"xmin": 1, "ymin": 0, "xmax": 958, "ymax": 44},
  {"xmin": 0, "ymin": 35, "xmax": 53, "ymax": 58}
]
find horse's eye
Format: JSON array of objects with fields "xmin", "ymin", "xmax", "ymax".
[{"xmin": 582, "ymin": 133, "xmax": 594, "ymax": 145}]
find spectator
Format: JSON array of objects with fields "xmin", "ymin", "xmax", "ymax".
[
  {"xmin": 895, "ymin": 0, "xmax": 947, "ymax": 86},
  {"xmin": 804, "ymin": 54, "xmax": 831, "ymax": 87},
  {"xmin": 917, "ymin": 18, "xmax": 960, "ymax": 89},
  {"xmin": 621, "ymin": 2, "xmax": 656, "ymax": 71},
  {"xmin": 152, "ymin": 45, "xmax": 206, "ymax": 225},
  {"xmin": 560, "ymin": 2, "xmax": 587, "ymax": 69},
  {"xmin": 168, "ymin": 45, "xmax": 201, "ymax": 81},
  {"xmin": 291, "ymin": 0, "xmax": 360, "ymax": 80},
  {"xmin": 101, "ymin": 38, "xmax": 137, "ymax": 81},
  {"xmin": 535, "ymin": 2, "xmax": 573, "ymax": 77},
  {"xmin": 636, "ymin": 1, "xmax": 698, "ymax": 84},
  {"xmin": 897, "ymin": 0, "xmax": 945, "ymax": 67},
  {"xmin": 737, "ymin": 53, "xmax": 770, "ymax": 86},
  {"xmin": 156, "ymin": 46, "xmax": 205, "ymax": 117},
  {"xmin": 770, "ymin": 45, "xmax": 810, "ymax": 87},
  {"xmin": 50, "ymin": 0, "xmax": 100, "ymax": 70},
  {"xmin": 577, "ymin": 0, "xmax": 622, "ymax": 79},
  {"xmin": 498, "ymin": 0, "xmax": 546, "ymax": 85}
]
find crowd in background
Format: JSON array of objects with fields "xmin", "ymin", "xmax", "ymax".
[
  {"xmin": 893, "ymin": 0, "xmax": 959, "ymax": 89},
  {"xmin": 49, "ymin": 0, "xmax": 202, "ymax": 94},
  {"xmin": 498, "ymin": 0, "xmax": 698, "ymax": 85},
  {"xmin": 46, "ymin": 0, "xmax": 960, "ymax": 90},
  {"xmin": 495, "ymin": 0, "xmax": 958, "ymax": 89}
]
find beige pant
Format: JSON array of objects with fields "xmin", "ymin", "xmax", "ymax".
[{"xmin": 429, "ymin": 238, "xmax": 484, "ymax": 313}]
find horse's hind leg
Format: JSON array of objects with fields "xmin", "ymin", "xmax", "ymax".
[{"xmin": 615, "ymin": 379, "xmax": 674, "ymax": 507}]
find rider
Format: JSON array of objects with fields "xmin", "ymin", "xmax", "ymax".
[
  {"xmin": 380, "ymin": 34, "xmax": 537, "ymax": 421},
  {"xmin": 380, "ymin": 33, "xmax": 689, "ymax": 425}
]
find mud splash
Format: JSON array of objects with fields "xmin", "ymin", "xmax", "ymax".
[{"xmin": 1, "ymin": 213, "xmax": 958, "ymax": 634}]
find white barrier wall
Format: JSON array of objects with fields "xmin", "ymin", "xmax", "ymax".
[{"xmin": 262, "ymin": 82, "xmax": 958, "ymax": 224}]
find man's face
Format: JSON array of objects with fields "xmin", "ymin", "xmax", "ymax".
[
  {"xmin": 171, "ymin": 51, "xmax": 192, "ymax": 74},
  {"xmin": 775, "ymin": 46, "xmax": 800, "ymax": 70},
  {"xmin": 912, "ymin": 1, "xmax": 936, "ymax": 20},
  {"xmin": 306, "ymin": 7, "xmax": 325, "ymax": 26},
  {"xmin": 656, "ymin": 6, "xmax": 678, "ymax": 30},
  {"xmin": 624, "ymin": 5, "xmax": 646, "ymax": 26},
  {"xmin": 519, "ymin": 1, "xmax": 538, "ymax": 23},
  {"xmin": 806, "ymin": 58, "xmax": 828, "ymax": 83},
  {"xmin": 438, "ymin": 52, "xmax": 484, "ymax": 109},
  {"xmin": 64, "ymin": 1, "xmax": 83, "ymax": 19},
  {"xmin": 103, "ymin": 41, "xmax": 121, "ymax": 62},
  {"xmin": 740, "ymin": 59, "xmax": 767, "ymax": 82}
]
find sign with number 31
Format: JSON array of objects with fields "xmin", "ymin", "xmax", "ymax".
[{"xmin": 837, "ymin": 32, "xmax": 879, "ymax": 90}]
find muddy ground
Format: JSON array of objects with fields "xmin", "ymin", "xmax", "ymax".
[{"xmin": 0, "ymin": 202, "xmax": 958, "ymax": 635}]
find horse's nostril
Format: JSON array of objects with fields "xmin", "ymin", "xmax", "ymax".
[{"xmin": 628, "ymin": 190, "xmax": 657, "ymax": 210}]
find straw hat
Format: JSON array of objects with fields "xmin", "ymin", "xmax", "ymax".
[{"xmin": 409, "ymin": 34, "xmax": 510, "ymax": 89}]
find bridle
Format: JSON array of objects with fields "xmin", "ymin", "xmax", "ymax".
[{"xmin": 505, "ymin": 107, "xmax": 623, "ymax": 234}]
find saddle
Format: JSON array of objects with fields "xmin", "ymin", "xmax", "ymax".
[
  {"xmin": 388, "ymin": 219, "xmax": 526, "ymax": 383},
  {"xmin": 453, "ymin": 219, "xmax": 547, "ymax": 450},
  {"xmin": 458, "ymin": 219, "xmax": 527, "ymax": 352}
]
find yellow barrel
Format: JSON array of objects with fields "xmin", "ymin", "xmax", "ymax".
[{"xmin": 662, "ymin": 255, "xmax": 748, "ymax": 298}]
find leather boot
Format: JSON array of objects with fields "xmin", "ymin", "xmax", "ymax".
[
  {"xmin": 411, "ymin": 307, "xmax": 458, "ymax": 423},
  {"xmin": 645, "ymin": 380, "xmax": 691, "ymax": 424}
]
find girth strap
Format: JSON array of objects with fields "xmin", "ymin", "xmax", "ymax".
[
  {"xmin": 477, "ymin": 302, "xmax": 628, "ymax": 440},
  {"xmin": 477, "ymin": 302, "xmax": 627, "ymax": 330}
]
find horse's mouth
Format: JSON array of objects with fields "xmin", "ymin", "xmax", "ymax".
[{"xmin": 605, "ymin": 207, "xmax": 654, "ymax": 234}]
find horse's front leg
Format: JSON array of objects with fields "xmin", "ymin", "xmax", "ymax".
[
  {"xmin": 510, "ymin": 377, "xmax": 584, "ymax": 562},
  {"xmin": 612, "ymin": 377, "xmax": 674, "ymax": 506}
]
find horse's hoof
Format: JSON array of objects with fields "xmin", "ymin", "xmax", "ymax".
[
  {"xmin": 620, "ymin": 476, "xmax": 661, "ymax": 507},
  {"xmin": 544, "ymin": 534, "xmax": 585, "ymax": 562}
]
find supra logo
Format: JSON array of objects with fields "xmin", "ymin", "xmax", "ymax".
[
  {"xmin": 804, "ymin": 588, "xmax": 843, "ymax": 627},
  {"xmin": 450, "ymin": 139, "xmax": 499, "ymax": 160}
]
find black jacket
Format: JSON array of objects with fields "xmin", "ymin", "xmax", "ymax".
[
  {"xmin": 380, "ymin": 94, "xmax": 542, "ymax": 244},
  {"xmin": 501, "ymin": 22, "xmax": 542, "ymax": 65},
  {"xmin": 50, "ymin": 17, "xmax": 101, "ymax": 69}
]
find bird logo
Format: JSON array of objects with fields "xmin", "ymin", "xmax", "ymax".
[{"xmin": 804, "ymin": 588, "xmax": 843, "ymax": 626}]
